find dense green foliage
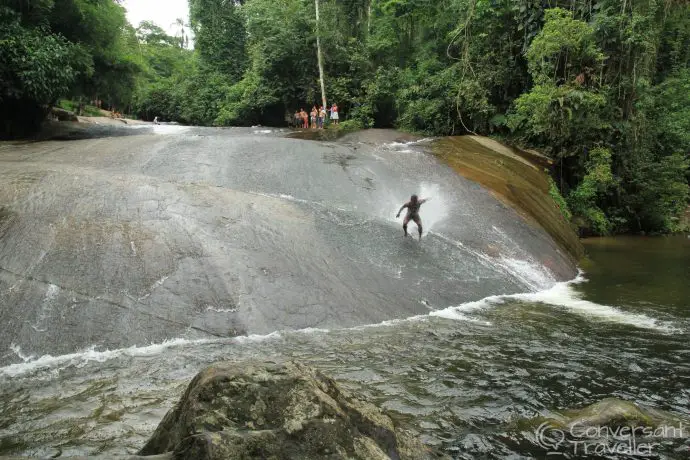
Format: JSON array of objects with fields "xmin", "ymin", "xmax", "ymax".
[
  {"xmin": 2, "ymin": 0, "xmax": 688, "ymax": 234},
  {"xmin": 1, "ymin": 7, "xmax": 76, "ymax": 133},
  {"xmin": 0, "ymin": 0, "xmax": 142, "ymax": 136}
]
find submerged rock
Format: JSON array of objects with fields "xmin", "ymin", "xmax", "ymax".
[
  {"xmin": 139, "ymin": 360, "xmax": 445, "ymax": 460},
  {"xmin": 519, "ymin": 397, "xmax": 688, "ymax": 431},
  {"xmin": 559, "ymin": 398, "xmax": 687, "ymax": 429}
]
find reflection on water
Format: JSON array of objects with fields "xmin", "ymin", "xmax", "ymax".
[
  {"xmin": 579, "ymin": 236, "xmax": 690, "ymax": 317},
  {"xmin": 0, "ymin": 236, "xmax": 688, "ymax": 458}
]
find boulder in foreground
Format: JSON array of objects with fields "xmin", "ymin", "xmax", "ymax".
[{"xmin": 139, "ymin": 360, "xmax": 446, "ymax": 460}]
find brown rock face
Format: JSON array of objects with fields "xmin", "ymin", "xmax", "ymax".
[
  {"xmin": 433, "ymin": 136, "xmax": 584, "ymax": 263},
  {"xmin": 139, "ymin": 361, "xmax": 446, "ymax": 460}
]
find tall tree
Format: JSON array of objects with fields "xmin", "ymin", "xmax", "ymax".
[
  {"xmin": 315, "ymin": 0, "xmax": 327, "ymax": 108},
  {"xmin": 189, "ymin": 0, "xmax": 247, "ymax": 82}
]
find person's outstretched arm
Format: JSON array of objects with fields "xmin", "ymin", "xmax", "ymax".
[
  {"xmin": 396, "ymin": 203, "xmax": 409, "ymax": 218},
  {"xmin": 419, "ymin": 197, "xmax": 431, "ymax": 205}
]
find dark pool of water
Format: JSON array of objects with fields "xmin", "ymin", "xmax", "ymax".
[{"xmin": 578, "ymin": 235, "xmax": 690, "ymax": 318}]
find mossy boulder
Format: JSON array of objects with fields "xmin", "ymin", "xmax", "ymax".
[{"xmin": 139, "ymin": 360, "xmax": 446, "ymax": 460}]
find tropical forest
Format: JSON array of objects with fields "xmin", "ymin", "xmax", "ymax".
[{"xmin": 2, "ymin": 0, "xmax": 689, "ymax": 236}]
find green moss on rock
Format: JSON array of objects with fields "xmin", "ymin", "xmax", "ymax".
[{"xmin": 139, "ymin": 360, "xmax": 447, "ymax": 460}]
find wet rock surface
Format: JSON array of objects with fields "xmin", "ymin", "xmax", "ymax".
[
  {"xmin": 0, "ymin": 126, "xmax": 577, "ymax": 366},
  {"xmin": 139, "ymin": 360, "xmax": 445, "ymax": 460},
  {"xmin": 433, "ymin": 136, "xmax": 584, "ymax": 261}
]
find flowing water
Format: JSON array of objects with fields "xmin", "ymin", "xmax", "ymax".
[{"xmin": 0, "ymin": 128, "xmax": 687, "ymax": 458}]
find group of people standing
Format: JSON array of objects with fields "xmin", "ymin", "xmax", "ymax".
[{"xmin": 293, "ymin": 103, "xmax": 339, "ymax": 129}]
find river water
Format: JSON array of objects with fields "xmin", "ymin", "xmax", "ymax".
[{"xmin": 0, "ymin": 128, "xmax": 687, "ymax": 458}]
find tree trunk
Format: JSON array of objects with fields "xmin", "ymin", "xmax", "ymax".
[{"xmin": 315, "ymin": 0, "xmax": 327, "ymax": 109}]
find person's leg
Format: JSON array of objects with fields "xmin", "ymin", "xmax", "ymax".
[
  {"xmin": 413, "ymin": 216, "xmax": 423, "ymax": 239},
  {"xmin": 402, "ymin": 215, "xmax": 411, "ymax": 237}
]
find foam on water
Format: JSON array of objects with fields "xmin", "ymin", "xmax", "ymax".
[
  {"xmin": 512, "ymin": 275, "xmax": 679, "ymax": 331},
  {"xmin": 1, "ymin": 338, "xmax": 213, "ymax": 378},
  {"xmin": 382, "ymin": 138, "xmax": 435, "ymax": 151},
  {"xmin": 429, "ymin": 296, "xmax": 500, "ymax": 321},
  {"xmin": 232, "ymin": 331, "xmax": 282, "ymax": 344},
  {"xmin": 294, "ymin": 327, "xmax": 332, "ymax": 334},
  {"xmin": 1, "ymin": 332, "xmax": 280, "ymax": 379},
  {"xmin": 433, "ymin": 273, "xmax": 678, "ymax": 333},
  {"xmin": 129, "ymin": 124, "xmax": 190, "ymax": 135},
  {"xmin": 151, "ymin": 124, "xmax": 190, "ymax": 135}
]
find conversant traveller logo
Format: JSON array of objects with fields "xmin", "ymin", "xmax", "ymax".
[{"xmin": 534, "ymin": 421, "xmax": 688, "ymax": 456}]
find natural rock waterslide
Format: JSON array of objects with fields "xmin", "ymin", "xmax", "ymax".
[
  {"xmin": 6, "ymin": 126, "xmax": 652, "ymax": 457},
  {"xmin": 0, "ymin": 127, "xmax": 577, "ymax": 366}
]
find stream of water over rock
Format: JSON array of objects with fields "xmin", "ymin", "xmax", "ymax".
[{"xmin": 0, "ymin": 127, "xmax": 687, "ymax": 458}]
